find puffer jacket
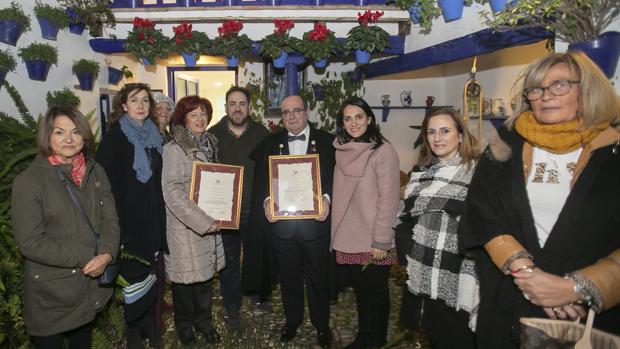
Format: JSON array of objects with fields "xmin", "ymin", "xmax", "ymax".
[
  {"xmin": 162, "ymin": 126, "xmax": 225, "ymax": 284},
  {"xmin": 11, "ymin": 155, "xmax": 120, "ymax": 336}
]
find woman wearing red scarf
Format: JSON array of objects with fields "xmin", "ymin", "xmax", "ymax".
[
  {"xmin": 11, "ymin": 107, "xmax": 120, "ymax": 349},
  {"xmin": 463, "ymin": 51, "xmax": 620, "ymax": 348}
]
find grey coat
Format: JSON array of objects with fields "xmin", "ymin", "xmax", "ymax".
[
  {"xmin": 11, "ymin": 155, "xmax": 120, "ymax": 336},
  {"xmin": 162, "ymin": 127, "xmax": 225, "ymax": 284}
]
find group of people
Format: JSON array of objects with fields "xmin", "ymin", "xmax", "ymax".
[{"xmin": 11, "ymin": 50, "xmax": 620, "ymax": 349}]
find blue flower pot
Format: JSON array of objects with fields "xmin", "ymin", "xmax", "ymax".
[
  {"xmin": 182, "ymin": 52, "xmax": 198, "ymax": 67},
  {"xmin": 141, "ymin": 57, "xmax": 153, "ymax": 66},
  {"xmin": 438, "ymin": 0, "xmax": 464, "ymax": 22},
  {"xmin": 273, "ymin": 50, "xmax": 288, "ymax": 68},
  {"xmin": 66, "ymin": 8, "xmax": 85, "ymax": 35},
  {"xmin": 0, "ymin": 19, "xmax": 23, "ymax": 46},
  {"xmin": 76, "ymin": 72, "xmax": 95, "ymax": 90},
  {"xmin": 355, "ymin": 49, "xmax": 371, "ymax": 65},
  {"xmin": 314, "ymin": 58, "xmax": 328, "ymax": 68},
  {"xmin": 24, "ymin": 60, "xmax": 51, "ymax": 81},
  {"xmin": 108, "ymin": 67, "xmax": 123, "ymax": 85},
  {"xmin": 489, "ymin": 0, "xmax": 509, "ymax": 13},
  {"xmin": 569, "ymin": 31, "xmax": 620, "ymax": 78},
  {"xmin": 227, "ymin": 56, "xmax": 239, "ymax": 67},
  {"xmin": 0, "ymin": 69, "xmax": 7, "ymax": 90},
  {"xmin": 37, "ymin": 17, "xmax": 60, "ymax": 40},
  {"xmin": 408, "ymin": 4, "xmax": 421, "ymax": 23}
]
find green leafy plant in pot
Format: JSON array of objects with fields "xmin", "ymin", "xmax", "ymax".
[
  {"xmin": 300, "ymin": 22, "xmax": 339, "ymax": 68},
  {"xmin": 33, "ymin": 2, "xmax": 70, "ymax": 40},
  {"xmin": 170, "ymin": 21, "xmax": 211, "ymax": 67},
  {"xmin": 344, "ymin": 10, "xmax": 391, "ymax": 65},
  {"xmin": 18, "ymin": 42, "xmax": 58, "ymax": 81},
  {"xmin": 212, "ymin": 20, "xmax": 252, "ymax": 67},
  {"xmin": 0, "ymin": 1, "xmax": 31, "ymax": 46},
  {"xmin": 73, "ymin": 59, "xmax": 100, "ymax": 91},
  {"xmin": 124, "ymin": 17, "xmax": 170, "ymax": 65},
  {"xmin": 108, "ymin": 65, "xmax": 132, "ymax": 85},
  {"xmin": 58, "ymin": 0, "xmax": 116, "ymax": 37},
  {"xmin": 389, "ymin": 0, "xmax": 441, "ymax": 32},
  {"xmin": 47, "ymin": 88, "xmax": 81, "ymax": 109},
  {"xmin": 482, "ymin": 0, "xmax": 620, "ymax": 77},
  {"xmin": 260, "ymin": 19, "xmax": 302, "ymax": 68},
  {"xmin": 0, "ymin": 48, "xmax": 16, "ymax": 89}
]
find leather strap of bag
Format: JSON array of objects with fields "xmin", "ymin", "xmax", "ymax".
[{"xmin": 54, "ymin": 166, "xmax": 101, "ymax": 254}]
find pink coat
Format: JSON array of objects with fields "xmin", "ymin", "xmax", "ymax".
[{"xmin": 330, "ymin": 139, "xmax": 400, "ymax": 253}]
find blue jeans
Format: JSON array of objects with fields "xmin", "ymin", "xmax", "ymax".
[{"xmin": 220, "ymin": 214, "xmax": 247, "ymax": 313}]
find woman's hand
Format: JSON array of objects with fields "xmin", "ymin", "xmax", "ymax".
[
  {"xmin": 513, "ymin": 267, "xmax": 578, "ymax": 307},
  {"xmin": 543, "ymin": 304, "xmax": 587, "ymax": 321},
  {"xmin": 82, "ymin": 253, "xmax": 113, "ymax": 277},
  {"xmin": 371, "ymin": 248, "xmax": 387, "ymax": 260}
]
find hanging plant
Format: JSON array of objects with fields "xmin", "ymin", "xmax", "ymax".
[
  {"xmin": 57, "ymin": 0, "xmax": 116, "ymax": 37},
  {"xmin": 18, "ymin": 42, "xmax": 58, "ymax": 81},
  {"xmin": 0, "ymin": 1, "xmax": 31, "ymax": 46},
  {"xmin": 124, "ymin": 17, "xmax": 170, "ymax": 64},
  {"xmin": 170, "ymin": 21, "xmax": 211, "ymax": 55},
  {"xmin": 388, "ymin": 0, "xmax": 441, "ymax": 32},
  {"xmin": 46, "ymin": 88, "xmax": 81, "ymax": 109},
  {"xmin": 260, "ymin": 19, "xmax": 302, "ymax": 66},
  {"xmin": 33, "ymin": 3, "xmax": 70, "ymax": 30},
  {"xmin": 0, "ymin": 49, "xmax": 17, "ymax": 72},
  {"xmin": 212, "ymin": 20, "xmax": 252, "ymax": 60},
  {"xmin": 300, "ymin": 22, "xmax": 339, "ymax": 63},
  {"xmin": 344, "ymin": 10, "xmax": 391, "ymax": 63}
]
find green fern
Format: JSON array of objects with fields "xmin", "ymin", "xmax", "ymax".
[{"xmin": 2, "ymin": 82, "xmax": 36, "ymax": 131}]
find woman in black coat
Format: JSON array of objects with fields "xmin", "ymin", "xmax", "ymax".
[
  {"xmin": 96, "ymin": 83, "xmax": 167, "ymax": 349},
  {"xmin": 462, "ymin": 51, "xmax": 620, "ymax": 349}
]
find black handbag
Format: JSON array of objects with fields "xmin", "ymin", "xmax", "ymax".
[{"xmin": 54, "ymin": 166, "xmax": 118, "ymax": 286}]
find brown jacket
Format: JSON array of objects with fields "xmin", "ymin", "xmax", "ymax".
[{"xmin": 11, "ymin": 155, "xmax": 120, "ymax": 336}]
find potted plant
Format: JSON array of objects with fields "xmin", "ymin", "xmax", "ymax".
[
  {"xmin": 58, "ymin": 0, "xmax": 116, "ymax": 37},
  {"xmin": 0, "ymin": 49, "xmax": 16, "ymax": 89},
  {"xmin": 300, "ymin": 22, "xmax": 339, "ymax": 68},
  {"xmin": 170, "ymin": 21, "xmax": 210, "ymax": 67},
  {"xmin": 124, "ymin": 17, "xmax": 170, "ymax": 65},
  {"xmin": 344, "ymin": 10, "xmax": 391, "ymax": 65},
  {"xmin": 483, "ymin": 0, "xmax": 620, "ymax": 77},
  {"xmin": 33, "ymin": 2, "xmax": 70, "ymax": 40},
  {"xmin": 18, "ymin": 42, "xmax": 58, "ymax": 81},
  {"xmin": 391, "ymin": 0, "xmax": 441, "ymax": 31},
  {"xmin": 46, "ymin": 88, "xmax": 81, "ymax": 109},
  {"xmin": 66, "ymin": 8, "xmax": 85, "ymax": 35},
  {"xmin": 108, "ymin": 65, "xmax": 133, "ymax": 85},
  {"xmin": 260, "ymin": 19, "xmax": 301, "ymax": 69},
  {"xmin": 0, "ymin": 2, "xmax": 30, "ymax": 46},
  {"xmin": 72, "ymin": 59, "xmax": 100, "ymax": 91},
  {"xmin": 212, "ymin": 20, "xmax": 252, "ymax": 67}
]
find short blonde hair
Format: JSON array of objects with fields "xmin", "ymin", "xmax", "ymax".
[{"xmin": 506, "ymin": 51, "xmax": 620, "ymax": 130}]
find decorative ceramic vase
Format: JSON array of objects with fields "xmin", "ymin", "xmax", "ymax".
[
  {"xmin": 37, "ymin": 17, "xmax": 60, "ymax": 40},
  {"xmin": 425, "ymin": 95, "xmax": 435, "ymax": 107},
  {"xmin": 381, "ymin": 94, "xmax": 391, "ymax": 107},
  {"xmin": 314, "ymin": 58, "xmax": 327, "ymax": 68},
  {"xmin": 355, "ymin": 49, "xmax": 371, "ymax": 65},
  {"xmin": 0, "ymin": 19, "xmax": 23, "ymax": 46},
  {"xmin": 227, "ymin": 56, "xmax": 239, "ymax": 67},
  {"xmin": 24, "ymin": 60, "xmax": 51, "ymax": 81},
  {"xmin": 76, "ymin": 72, "xmax": 95, "ymax": 91},
  {"xmin": 273, "ymin": 50, "xmax": 288, "ymax": 68},
  {"xmin": 438, "ymin": 0, "xmax": 464, "ymax": 22},
  {"xmin": 182, "ymin": 51, "xmax": 197, "ymax": 67},
  {"xmin": 568, "ymin": 31, "xmax": 620, "ymax": 78},
  {"xmin": 108, "ymin": 67, "xmax": 123, "ymax": 85},
  {"xmin": 400, "ymin": 90, "xmax": 412, "ymax": 107}
]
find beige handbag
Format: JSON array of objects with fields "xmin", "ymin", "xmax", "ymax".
[{"xmin": 520, "ymin": 309, "xmax": 620, "ymax": 349}]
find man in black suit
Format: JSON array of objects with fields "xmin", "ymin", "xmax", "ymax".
[{"xmin": 250, "ymin": 95, "xmax": 335, "ymax": 348}]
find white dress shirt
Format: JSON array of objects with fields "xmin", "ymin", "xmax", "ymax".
[{"xmin": 287, "ymin": 125, "xmax": 310, "ymax": 155}]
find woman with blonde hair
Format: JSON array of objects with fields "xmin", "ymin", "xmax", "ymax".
[
  {"xmin": 395, "ymin": 107, "xmax": 480, "ymax": 349},
  {"xmin": 462, "ymin": 51, "xmax": 620, "ymax": 349}
]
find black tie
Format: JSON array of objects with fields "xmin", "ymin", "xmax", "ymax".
[{"xmin": 288, "ymin": 134, "xmax": 306, "ymax": 142}]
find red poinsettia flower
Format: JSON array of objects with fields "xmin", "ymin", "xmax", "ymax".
[
  {"xmin": 273, "ymin": 19, "xmax": 294, "ymax": 35},
  {"xmin": 307, "ymin": 23, "xmax": 331, "ymax": 42},
  {"xmin": 218, "ymin": 20, "xmax": 244, "ymax": 37},
  {"xmin": 357, "ymin": 10, "xmax": 384, "ymax": 26}
]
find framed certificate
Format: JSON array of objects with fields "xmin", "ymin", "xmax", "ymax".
[
  {"xmin": 268, "ymin": 154, "xmax": 322, "ymax": 220},
  {"xmin": 190, "ymin": 162, "xmax": 244, "ymax": 229}
]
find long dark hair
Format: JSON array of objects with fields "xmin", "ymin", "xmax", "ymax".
[
  {"xmin": 109, "ymin": 83, "xmax": 154, "ymax": 124},
  {"xmin": 335, "ymin": 96, "xmax": 386, "ymax": 149}
]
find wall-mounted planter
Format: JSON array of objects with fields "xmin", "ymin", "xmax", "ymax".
[
  {"xmin": 568, "ymin": 31, "xmax": 620, "ymax": 78},
  {"xmin": 314, "ymin": 58, "xmax": 327, "ymax": 68},
  {"xmin": 408, "ymin": 4, "xmax": 421, "ymax": 23},
  {"xmin": 76, "ymin": 72, "xmax": 95, "ymax": 90},
  {"xmin": 24, "ymin": 60, "xmax": 51, "ymax": 81},
  {"xmin": 66, "ymin": 8, "xmax": 85, "ymax": 35},
  {"xmin": 355, "ymin": 49, "xmax": 371, "ymax": 65},
  {"xmin": 273, "ymin": 50, "xmax": 288, "ymax": 68},
  {"xmin": 0, "ymin": 69, "xmax": 7, "ymax": 89},
  {"xmin": 108, "ymin": 67, "xmax": 123, "ymax": 85},
  {"xmin": 37, "ymin": 17, "xmax": 60, "ymax": 40},
  {"xmin": 0, "ymin": 19, "xmax": 23, "ymax": 46},
  {"xmin": 141, "ymin": 57, "xmax": 153, "ymax": 66},
  {"xmin": 227, "ymin": 56, "xmax": 239, "ymax": 67},
  {"xmin": 182, "ymin": 52, "xmax": 198, "ymax": 67},
  {"xmin": 438, "ymin": 0, "xmax": 464, "ymax": 22}
]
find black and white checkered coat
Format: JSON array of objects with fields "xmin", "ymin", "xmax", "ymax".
[{"xmin": 395, "ymin": 155, "xmax": 479, "ymax": 330}]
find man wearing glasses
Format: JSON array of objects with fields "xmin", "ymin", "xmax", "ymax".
[
  {"xmin": 250, "ymin": 95, "xmax": 335, "ymax": 348},
  {"xmin": 208, "ymin": 86, "xmax": 270, "ymax": 330}
]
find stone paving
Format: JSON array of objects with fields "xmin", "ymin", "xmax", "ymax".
[{"xmin": 160, "ymin": 266, "xmax": 430, "ymax": 349}]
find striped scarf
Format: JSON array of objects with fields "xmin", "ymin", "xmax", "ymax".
[{"xmin": 395, "ymin": 155, "xmax": 479, "ymax": 331}]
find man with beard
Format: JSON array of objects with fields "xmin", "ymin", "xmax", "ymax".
[{"xmin": 208, "ymin": 86, "xmax": 270, "ymax": 330}]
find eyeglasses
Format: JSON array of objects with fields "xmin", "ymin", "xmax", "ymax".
[
  {"xmin": 523, "ymin": 80, "xmax": 580, "ymax": 101},
  {"xmin": 281, "ymin": 108, "xmax": 305, "ymax": 118}
]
